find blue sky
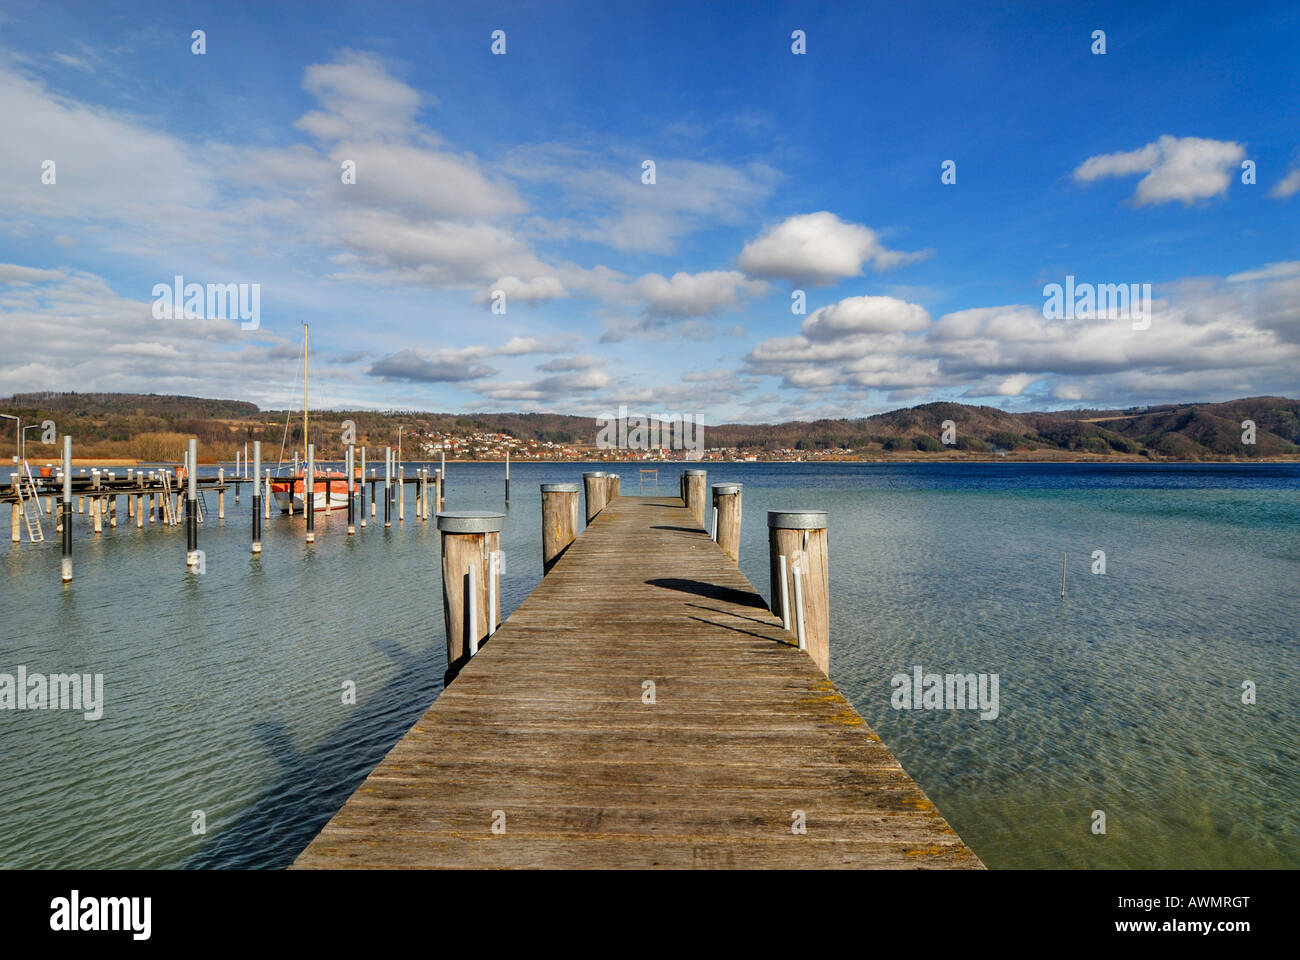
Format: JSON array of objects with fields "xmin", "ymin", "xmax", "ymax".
[{"xmin": 1, "ymin": 0, "xmax": 1297, "ymax": 422}]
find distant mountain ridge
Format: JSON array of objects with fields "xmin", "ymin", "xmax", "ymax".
[{"xmin": 1, "ymin": 392, "xmax": 1297, "ymax": 460}]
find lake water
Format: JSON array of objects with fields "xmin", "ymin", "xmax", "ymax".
[{"xmin": 2, "ymin": 461, "xmax": 1297, "ymax": 869}]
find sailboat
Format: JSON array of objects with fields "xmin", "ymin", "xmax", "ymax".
[{"xmin": 270, "ymin": 322, "xmax": 350, "ymax": 513}]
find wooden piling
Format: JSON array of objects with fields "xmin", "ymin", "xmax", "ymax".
[
  {"xmin": 583, "ymin": 471, "xmax": 608, "ymax": 525},
  {"xmin": 768, "ymin": 510, "xmax": 830, "ymax": 676},
  {"xmin": 683, "ymin": 469, "xmax": 707, "ymax": 526},
  {"xmin": 605, "ymin": 473, "xmax": 620, "ymax": 504},
  {"xmin": 384, "ymin": 447, "xmax": 392, "ymax": 528},
  {"xmin": 436, "ymin": 511, "xmax": 505, "ymax": 683},
  {"xmin": 540, "ymin": 482, "xmax": 579, "ymax": 574},
  {"xmin": 435, "ymin": 469, "xmax": 443, "ymax": 513},
  {"xmin": 217, "ymin": 468, "xmax": 225, "ymax": 520},
  {"xmin": 711, "ymin": 482, "xmax": 742, "ymax": 562}
]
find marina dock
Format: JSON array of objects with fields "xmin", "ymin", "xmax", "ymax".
[{"xmin": 294, "ymin": 491, "xmax": 981, "ymax": 869}]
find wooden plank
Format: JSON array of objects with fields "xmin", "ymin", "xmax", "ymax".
[{"xmin": 293, "ymin": 494, "xmax": 982, "ymax": 869}]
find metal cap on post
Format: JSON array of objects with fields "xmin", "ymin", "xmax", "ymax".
[
  {"xmin": 683, "ymin": 469, "xmax": 707, "ymax": 526},
  {"xmin": 436, "ymin": 510, "xmax": 505, "ymax": 684},
  {"xmin": 540, "ymin": 482, "xmax": 580, "ymax": 574},
  {"xmin": 582, "ymin": 471, "xmax": 608, "ymax": 525},
  {"xmin": 768, "ymin": 510, "xmax": 830, "ymax": 676},
  {"xmin": 711, "ymin": 482, "xmax": 742, "ymax": 562}
]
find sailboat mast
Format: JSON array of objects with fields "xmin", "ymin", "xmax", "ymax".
[{"xmin": 303, "ymin": 322, "xmax": 309, "ymax": 460}]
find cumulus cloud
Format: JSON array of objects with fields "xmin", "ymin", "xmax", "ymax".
[
  {"xmin": 1072, "ymin": 135, "xmax": 1245, "ymax": 206},
  {"xmin": 737, "ymin": 212, "xmax": 931, "ymax": 286},
  {"xmin": 745, "ymin": 267, "xmax": 1300, "ymax": 405},
  {"xmin": 801, "ymin": 296, "xmax": 930, "ymax": 339},
  {"xmin": 1271, "ymin": 162, "xmax": 1300, "ymax": 199}
]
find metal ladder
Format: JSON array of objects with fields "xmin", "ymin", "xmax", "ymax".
[
  {"xmin": 160, "ymin": 472, "xmax": 177, "ymax": 526},
  {"xmin": 18, "ymin": 462, "xmax": 45, "ymax": 541}
]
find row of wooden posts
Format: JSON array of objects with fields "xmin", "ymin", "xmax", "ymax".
[
  {"xmin": 432, "ymin": 468, "xmax": 830, "ymax": 683},
  {"xmin": 24, "ymin": 437, "xmax": 450, "ymax": 582}
]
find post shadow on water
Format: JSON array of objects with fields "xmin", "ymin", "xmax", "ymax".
[{"xmin": 182, "ymin": 634, "xmax": 444, "ymax": 869}]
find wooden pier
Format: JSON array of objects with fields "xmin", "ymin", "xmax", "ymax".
[{"xmin": 294, "ymin": 492, "xmax": 981, "ymax": 869}]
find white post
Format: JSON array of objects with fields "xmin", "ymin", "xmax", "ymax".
[
  {"xmin": 467, "ymin": 563, "xmax": 479, "ymax": 656},
  {"xmin": 792, "ymin": 565, "xmax": 807, "ymax": 652},
  {"xmin": 488, "ymin": 550, "xmax": 499, "ymax": 637}
]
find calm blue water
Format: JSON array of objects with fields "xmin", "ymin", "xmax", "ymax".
[{"xmin": 2, "ymin": 461, "xmax": 1297, "ymax": 868}]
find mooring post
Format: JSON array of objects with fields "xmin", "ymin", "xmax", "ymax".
[
  {"xmin": 436, "ymin": 510, "xmax": 505, "ymax": 684},
  {"xmin": 398, "ymin": 456, "xmax": 405, "ymax": 523},
  {"xmin": 582, "ymin": 470, "xmax": 607, "ymax": 525},
  {"xmin": 683, "ymin": 469, "xmax": 707, "ymax": 526},
  {"xmin": 711, "ymin": 482, "xmax": 742, "ymax": 562},
  {"xmin": 92, "ymin": 490, "xmax": 102, "ymax": 535},
  {"xmin": 252, "ymin": 441, "xmax": 262, "ymax": 554},
  {"xmin": 186, "ymin": 438, "xmax": 199, "ymax": 570},
  {"xmin": 58, "ymin": 436, "xmax": 73, "ymax": 582},
  {"xmin": 384, "ymin": 446, "xmax": 392, "ymax": 528},
  {"xmin": 435, "ymin": 469, "xmax": 443, "ymax": 513},
  {"xmin": 346, "ymin": 445, "xmax": 356, "ymax": 535},
  {"xmin": 358, "ymin": 446, "xmax": 367, "ymax": 528},
  {"xmin": 505, "ymin": 450, "xmax": 510, "ymax": 504},
  {"xmin": 264, "ymin": 469, "xmax": 271, "ymax": 521},
  {"xmin": 768, "ymin": 510, "xmax": 830, "ymax": 675},
  {"xmin": 306, "ymin": 443, "xmax": 316, "ymax": 543},
  {"xmin": 218, "ymin": 468, "xmax": 226, "ymax": 520},
  {"xmin": 9, "ymin": 474, "xmax": 18, "ymax": 543},
  {"xmin": 540, "ymin": 482, "xmax": 579, "ymax": 574},
  {"xmin": 605, "ymin": 472, "xmax": 620, "ymax": 504}
]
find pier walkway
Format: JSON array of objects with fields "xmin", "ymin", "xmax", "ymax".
[{"xmin": 293, "ymin": 494, "xmax": 981, "ymax": 869}]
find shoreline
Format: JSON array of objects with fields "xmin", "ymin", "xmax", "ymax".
[{"xmin": 18, "ymin": 455, "xmax": 1300, "ymax": 468}]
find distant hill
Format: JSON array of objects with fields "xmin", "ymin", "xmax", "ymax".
[{"xmin": 0, "ymin": 392, "xmax": 1296, "ymax": 461}]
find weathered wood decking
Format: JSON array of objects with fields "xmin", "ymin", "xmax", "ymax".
[{"xmin": 293, "ymin": 494, "xmax": 982, "ymax": 869}]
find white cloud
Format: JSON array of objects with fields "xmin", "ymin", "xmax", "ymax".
[
  {"xmin": 801, "ymin": 296, "xmax": 930, "ymax": 339},
  {"xmin": 1072, "ymin": 135, "xmax": 1245, "ymax": 206},
  {"xmin": 1271, "ymin": 163, "xmax": 1300, "ymax": 199},
  {"xmin": 737, "ymin": 212, "xmax": 930, "ymax": 286},
  {"xmin": 477, "ymin": 275, "xmax": 568, "ymax": 307}
]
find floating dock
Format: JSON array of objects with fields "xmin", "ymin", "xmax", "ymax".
[{"xmin": 294, "ymin": 492, "xmax": 981, "ymax": 869}]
